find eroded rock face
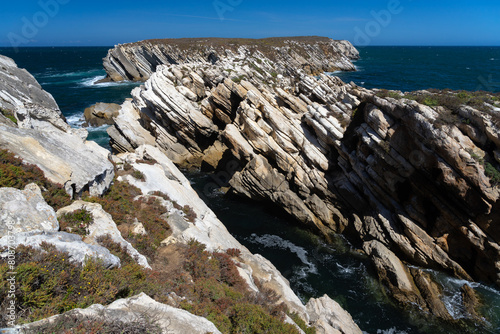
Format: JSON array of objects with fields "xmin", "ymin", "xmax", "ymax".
[
  {"xmin": 102, "ymin": 37, "xmax": 359, "ymax": 82},
  {"xmin": 0, "ymin": 183, "xmax": 58, "ymax": 238},
  {"xmin": 0, "ymin": 125, "xmax": 114, "ymax": 198},
  {"xmin": 0, "ymin": 55, "xmax": 69, "ymax": 132},
  {"xmin": 17, "ymin": 293, "xmax": 222, "ymax": 334},
  {"xmin": 0, "ymin": 54, "xmax": 115, "ymax": 198},
  {"xmin": 105, "ymin": 44, "xmax": 500, "ymax": 323}
]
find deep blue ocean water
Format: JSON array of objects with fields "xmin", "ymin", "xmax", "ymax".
[{"xmin": 1, "ymin": 46, "xmax": 500, "ymax": 334}]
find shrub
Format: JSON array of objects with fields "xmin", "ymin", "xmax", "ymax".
[
  {"xmin": 485, "ymin": 162, "xmax": 500, "ymax": 186},
  {"xmin": 0, "ymin": 107, "xmax": 17, "ymax": 124},
  {"xmin": 131, "ymin": 169, "xmax": 145, "ymax": 181},
  {"xmin": 0, "ymin": 149, "xmax": 71, "ymax": 210},
  {"xmin": 59, "ymin": 209, "xmax": 93, "ymax": 236},
  {"xmin": 182, "ymin": 205, "xmax": 198, "ymax": 222}
]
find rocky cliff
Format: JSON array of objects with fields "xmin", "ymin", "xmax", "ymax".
[
  {"xmin": 101, "ymin": 36, "xmax": 359, "ymax": 82},
  {"xmin": 106, "ymin": 41, "xmax": 500, "ymax": 327},
  {"xmin": 0, "ymin": 54, "xmax": 362, "ymax": 334},
  {"xmin": 0, "ymin": 55, "xmax": 114, "ymax": 198}
]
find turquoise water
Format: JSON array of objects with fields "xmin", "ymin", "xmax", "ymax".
[{"xmin": 2, "ymin": 46, "xmax": 500, "ymax": 333}]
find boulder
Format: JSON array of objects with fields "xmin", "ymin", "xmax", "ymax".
[
  {"xmin": 17, "ymin": 293, "xmax": 222, "ymax": 334},
  {"xmin": 83, "ymin": 102, "xmax": 121, "ymax": 127},
  {"xmin": 0, "ymin": 231, "xmax": 120, "ymax": 268},
  {"xmin": 0, "ymin": 183, "xmax": 58, "ymax": 238},
  {"xmin": 306, "ymin": 295, "xmax": 363, "ymax": 334}
]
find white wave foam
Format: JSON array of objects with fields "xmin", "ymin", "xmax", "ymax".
[
  {"xmin": 248, "ymin": 234, "xmax": 317, "ymax": 276},
  {"xmin": 65, "ymin": 114, "xmax": 84, "ymax": 127},
  {"xmin": 86, "ymin": 124, "xmax": 110, "ymax": 132},
  {"xmin": 79, "ymin": 75, "xmax": 141, "ymax": 88},
  {"xmin": 41, "ymin": 69, "xmax": 103, "ymax": 79}
]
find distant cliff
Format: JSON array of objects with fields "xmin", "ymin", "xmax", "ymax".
[{"xmin": 101, "ymin": 36, "xmax": 359, "ymax": 82}]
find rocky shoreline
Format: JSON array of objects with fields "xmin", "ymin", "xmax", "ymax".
[
  {"xmin": 0, "ymin": 50, "xmax": 362, "ymax": 333},
  {"xmin": 104, "ymin": 37, "xmax": 500, "ymax": 329}
]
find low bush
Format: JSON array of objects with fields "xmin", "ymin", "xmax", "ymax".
[
  {"xmin": 0, "ymin": 240, "xmax": 302, "ymax": 333},
  {"xmin": 59, "ymin": 209, "xmax": 93, "ymax": 236}
]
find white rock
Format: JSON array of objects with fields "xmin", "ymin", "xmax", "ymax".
[{"xmin": 0, "ymin": 184, "xmax": 58, "ymax": 237}]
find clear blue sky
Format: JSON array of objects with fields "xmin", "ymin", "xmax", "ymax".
[{"xmin": 1, "ymin": 0, "xmax": 499, "ymax": 47}]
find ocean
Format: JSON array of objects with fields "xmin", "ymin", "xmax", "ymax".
[{"xmin": 1, "ymin": 46, "xmax": 500, "ymax": 334}]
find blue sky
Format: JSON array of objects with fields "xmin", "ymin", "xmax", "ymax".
[{"xmin": 1, "ymin": 0, "xmax": 499, "ymax": 47}]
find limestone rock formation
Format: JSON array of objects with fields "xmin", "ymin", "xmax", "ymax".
[
  {"xmin": 105, "ymin": 41, "xmax": 500, "ymax": 324},
  {"xmin": 57, "ymin": 201, "xmax": 151, "ymax": 269},
  {"xmin": 306, "ymin": 295, "xmax": 363, "ymax": 334},
  {"xmin": 0, "ymin": 231, "xmax": 120, "ymax": 268},
  {"xmin": 102, "ymin": 36, "xmax": 359, "ymax": 82},
  {"xmin": 0, "ymin": 54, "xmax": 115, "ymax": 198},
  {"xmin": 83, "ymin": 102, "xmax": 121, "ymax": 127},
  {"xmin": 0, "ymin": 183, "xmax": 58, "ymax": 238},
  {"xmin": 0, "ymin": 125, "xmax": 114, "ymax": 198},
  {"xmin": 17, "ymin": 293, "xmax": 223, "ymax": 334},
  {"xmin": 0, "ymin": 55, "xmax": 69, "ymax": 132}
]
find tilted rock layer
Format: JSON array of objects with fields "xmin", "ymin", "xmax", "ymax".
[
  {"xmin": 0, "ymin": 54, "xmax": 114, "ymax": 197},
  {"xmin": 102, "ymin": 36, "xmax": 359, "ymax": 82},
  {"xmin": 107, "ymin": 41, "xmax": 500, "ymax": 321}
]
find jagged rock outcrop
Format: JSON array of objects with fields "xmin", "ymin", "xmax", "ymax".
[
  {"xmin": 106, "ymin": 42, "xmax": 500, "ymax": 324},
  {"xmin": 0, "ymin": 55, "xmax": 69, "ymax": 132},
  {"xmin": 306, "ymin": 295, "xmax": 363, "ymax": 334},
  {"xmin": 0, "ymin": 183, "xmax": 58, "ymax": 237},
  {"xmin": 16, "ymin": 293, "xmax": 223, "ymax": 334},
  {"xmin": 0, "ymin": 54, "xmax": 114, "ymax": 198},
  {"xmin": 57, "ymin": 201, "xmax": 151, "ymax": 269},
  {"xmin": 102, "ymin": 36, "xmax": 359, "ymax": 82}
]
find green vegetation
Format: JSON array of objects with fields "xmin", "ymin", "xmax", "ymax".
[
  {"xmin": 84, "ymin": 180, "xmax": 170, "ymax": 260},
  {"xmin": 232, "ymin": 75, "xmax": 246, "ymax": 83},
  {"xmin": 0, "ymin": 107, "xmax": 17, "ymax": 124},
  {"xmin": 0, "ymin": 240, "xmax": 304, "ymax": 333},
  {"xmin": 484, "ymin": 162, "xmax": 500, "ymax": 186},
  {"xmin": 59, "ymin": 209, "xmax": 93, "ymax": 236},
  {"xmin": 289, "ymin": 312, "xmax": 316, "ymax": 334},
  {"xmin": 376, "ymin": 89, "xmax": 500, "ymax": 113},
  {"xmin": 131, "ymin": 169, "xmax": 145, "ymax": 181},
  {"xmin": 0, "ymin": 149, "xmax": 71, "ymax": 210}
]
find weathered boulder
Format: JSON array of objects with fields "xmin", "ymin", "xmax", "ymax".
[
  {"xmin": 0, "ymin": 231, "xmax": 120, "ymax": 268},
  {"xmin": 83, "ymin": 102, "xmax": 120, "ymax": 127},
  {"xmin": 17, "ymin": 293, "xmax": 222, "ymax": 334},
  {"xmin": 57, "ymin": 201, "xmax": 151, "ymax": 269},
  {"xmin": 0, "ymin": 125, "xmax": 114, "ymax": 198},
  {"xmin": 0, "ymin": 183, "xmax": 58, "ymax": 238},
  {"xmin": 306, "ymin": 295, "xmax": 363, "ymax": 334}
]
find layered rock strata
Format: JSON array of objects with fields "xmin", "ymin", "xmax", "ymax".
[
  {"xmin": 0, "ymin": 55, "xmax": 114, "ymax": 197},
  {"xmin": 107, "ymin": 45, "xmax": 500, "ymax": 322},
  {"xmin": 101, "ymin": 36, "xmax": 359, "ymax": 82}
]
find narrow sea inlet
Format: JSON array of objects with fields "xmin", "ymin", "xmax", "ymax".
[{"xmin": 2, "ymin": 45, "xmax": 500, "ymax": 333}]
